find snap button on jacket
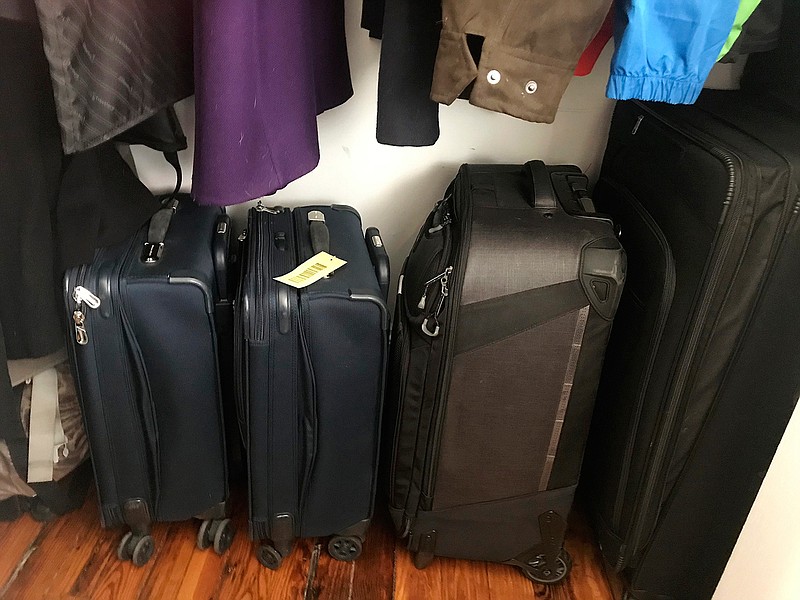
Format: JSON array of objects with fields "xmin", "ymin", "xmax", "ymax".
[{"xmin": 431, "ymin": 0, "xmax": 613, "ymax": 124}]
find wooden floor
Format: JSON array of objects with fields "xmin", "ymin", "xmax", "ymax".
[{"xmin": 0, "ymin": 492, "xmax": 622, "ymax": 600}]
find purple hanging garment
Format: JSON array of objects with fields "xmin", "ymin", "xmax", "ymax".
[{"xmin": 193, "ymin": 0, "xmax": 353, "ymax": 206}]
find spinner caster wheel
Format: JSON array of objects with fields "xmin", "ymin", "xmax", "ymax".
[
  {"xmin": 257, "ymin": 544, "xmax": 283, "ymax": 570},
  {"xmin": 197, "ymin": 520, "xmax": 212, "ymax": 550},
  {"xmin": 212, "ymin": 519, "xmax": 235, "ymax": 555},
  {"xmin": 522, "ymin": 549, "xmax": 572, "ymax": 584},
  {"xmin": 328, "ymin": 536, "xmax": 362, "ymax": 562},
  {"xmin": 117, "ymin": 532, "xmax": 134, "ymax": 561},
  {"xmin": 118, "ymin": 532, "xmax": 155, "ymax": 567},
  {"xmin": 131, "ymin": 535, "xmax": 155, "ymax": 567},
  {"xmin": 29, "ymin": 499, "xmax": 57, "ymax": 522}
]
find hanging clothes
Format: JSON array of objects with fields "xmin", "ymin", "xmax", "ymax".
[
  {"xmin": 0, "ymin": 10, "xmax": 161, "ymax": 361},
  {"xmin": 33, "ymin": 0, "xmax": 193, "ymax": 154},
  {"xmin": 192, "ymin": 0, "xmax": 353, "ymax": 206},
  {"xmin": 606, "ymin": 0, "xmax": 739, "ymax": 104},
  {"xmin": 430, "ymin": 0, "xmax": 612, "ymax": 123},
  {"xmin": 575, "ymin": 5, "xmax": 615, "ymax": 77},
  {"xmin": 718, "ymin": 0, "xmax": 782, "ymax": 63},
  {"xmin": 373, "ymin": 0, "xmax": 441, "ymax": 147},
  {"xmin": 369, "ymin": 0, "xmax": 613, "ymax": 147},
  {"xmin": 741, "ymin": 0, "xmax": 797, "ymax": 109}
]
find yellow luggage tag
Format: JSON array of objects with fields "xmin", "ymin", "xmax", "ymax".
[{"xmin": 274, "ymin": 252, "xmax": 347, "ymax": 288}]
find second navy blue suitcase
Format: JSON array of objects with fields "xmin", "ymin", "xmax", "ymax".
[{"xmin": 235, "ymin": 203, "xmax": 390, "ymax": 569}]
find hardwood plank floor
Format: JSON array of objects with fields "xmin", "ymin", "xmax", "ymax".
[{"xmin": 0, "ymin": 493, "xmax": 620, "ymax": 599}]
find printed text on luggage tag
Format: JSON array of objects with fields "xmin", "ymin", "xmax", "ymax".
[{"xmin": 274, "ymin": 252, "xmax": 347, "ymax": 288}]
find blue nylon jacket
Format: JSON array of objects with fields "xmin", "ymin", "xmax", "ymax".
[{"xmin": 607, "ymin": 0, "xmax": 740, "ymax": 104}]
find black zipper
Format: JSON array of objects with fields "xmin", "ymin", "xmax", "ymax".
[
  {"xmin": 70, "ymin": 263, "xmax": 93, "ymax": 345},
  {"xmin": 603, "ymin": 180, "xmax": 677, "ymax": 531},
  {"xmin": 387, "ymin": 277, "xmax": 411, "ymax": 504},
  {"xmin": 624, "ymin": 105, "xmax": 745, "ymax": 562},
  {"xmin": 297, "ymin": 294, "xmax": 317, "ymax": 520},
  {"xmin": 420, "ymin": 175, "xmax": 473, "ymax": 503},
  {"xmin": 233, "ymin": 227, "xmax": 249, "ymax": 444},
  {"xmin": 118, "ymin": 234, "xmax": 162, "ymax": 508},
  {"xmin": 255, "ymin": 210, "xmax": 270, "ymax": 340}
]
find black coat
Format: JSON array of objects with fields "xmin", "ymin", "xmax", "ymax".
[{"xmin": 0, "ymin": 14, "xmax": 159, "ymax": 361}]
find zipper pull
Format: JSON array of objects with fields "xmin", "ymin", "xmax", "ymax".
[
  {"xmin": 420, "ymin": 266, "xmax": 453, "ymax": 337},
  {"xmin": 72, "ymin": 286, "xmax": 100, "ymax": 345},
  {"xmin": 432, "ymin": 269, "xmax": 451, "ymax": 316},
  {"xmin": 72, "ymin": 286, "xmax": 101, "ymax": 309},
  {"xmin": 427, "ymin": 196, "xmax": 453, "ymax": 234},
  {"xmin": 73, "ymin": 310, "xmax": 89, "ymax": 345},
  {"xmin": 417, "ymin": 267, "xmax": 453, "ymax": 310},
  {"xmin": 255, "ymin": 201, "xmax": 283, "ymax": 214},
  {"xmin": 631, "ymin": 115, "xmax": 644, "ymax": 135}
]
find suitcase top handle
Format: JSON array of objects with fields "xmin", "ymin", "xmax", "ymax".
[
  {"xmin": 524, "ymin": 160, "xmax": 559, "ymax": 211},
  {"xmin": 141, "ymin": 197, "xmax": 179, "ymax": 263},
  {"xmin": 308, "ymin": 210, "xmax": 330, "ymax": 255}
]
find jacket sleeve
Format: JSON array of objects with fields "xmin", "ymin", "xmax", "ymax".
[
  {"xmin": 430, "ymin": 0, "xmax": 613, "ymax": 124},
  {"xmin": 375, "ymin": 0, "xmax": 441, "ymax": 146},
  {"xmin": 607, "ymin": 0, "xmax": 740, "ymax": 104}
]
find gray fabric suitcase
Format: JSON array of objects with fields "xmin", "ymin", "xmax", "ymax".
[{"xmin": 385, "ymin": 161, "xmax": 626, "ymax": 583}]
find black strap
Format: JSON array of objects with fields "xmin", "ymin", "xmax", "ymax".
[
  {"xmin": 163, "ymin": 150, "xmax": 182, "ymax": 200},
  {"xmin": 524, "ymin": 160, "xmax": 558, "ymax": 210},
  {"xmin": 141, "ymin": 152, "xmax": 182, "ymax": 263}
]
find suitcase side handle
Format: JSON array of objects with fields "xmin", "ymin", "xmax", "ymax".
[
  {"xmin": 213, "ymin": 213, "xmax": 231, "ymax": 300},
  {"xmin": 524, "ymin": 160, "xmax": 559, "ymax": 210},
  {"xmin": 308, "ymin": 210, "xmax": 330, "ymax": 254},
  {"xmin": 365, "ymin": 227, "xmax": 390, "ymax": 300}
]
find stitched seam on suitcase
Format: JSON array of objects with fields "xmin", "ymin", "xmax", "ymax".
[{"xmin": 539, "ymin": 305, "xmax": 589, "ymax": 491}]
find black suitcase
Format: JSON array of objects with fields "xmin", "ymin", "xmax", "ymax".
[
  {"xmin": 583, "ymin": 93, "xmax": 800, "ymax": 600},
  {"xmin": 385, "ymin": 161, "xmax": 626, "ymax": 583},
  {"xmin": 235, "ymin": 203, "xmax": 390, "ymax": 569},
  {"xmin": 63, "ymin": 196, "xmax": 235, "ymax": 567}
]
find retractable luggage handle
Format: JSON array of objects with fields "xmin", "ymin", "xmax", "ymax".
[{"xmin": 524, "ymin": 160, "xmax": 559, "ymax": 210}]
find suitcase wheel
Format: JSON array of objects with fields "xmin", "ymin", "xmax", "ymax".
[
  {"xmin": 117, "ymin": 532, "xmax": 155, "ymax": 567},
  {"xmin": 197, "ymin": 518, "xmax": 236, "ymax": 555},
  {"xmin": 29, "ymin": 498, "xmax": 58, "ymax": 523},
  {"xmin": 257, "ymin": 544, "xmax": 283, "ymax": 570},
  {"xmin": 328, "ymin": 536, "xmax": 362, "ymax": 562},
  {"xmin": 521, "ymin": 549, "xmax": 572, "ymax": 584}
]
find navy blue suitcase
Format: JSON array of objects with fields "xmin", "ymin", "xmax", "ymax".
[
  {"xmin": 235, "ymin": 203, "xmax": 389, "ymax": 569},
  {"xmin": 63, "ymin": 196, "xmax": 235, "ymax": 567}
]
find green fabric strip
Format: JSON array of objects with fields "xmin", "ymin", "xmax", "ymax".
[{"xmin": 717, "ymin": 0, "xmax": 762, "ymax": 60}]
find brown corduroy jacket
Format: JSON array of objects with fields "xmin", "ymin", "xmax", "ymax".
[{"xmin": 430, "ymin": 0, "xmax": 613, "ymax": 123}]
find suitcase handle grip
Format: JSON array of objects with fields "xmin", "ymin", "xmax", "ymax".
[
  {"xmin": 308, "ymin": 211, "xmax": 330, "ymax": 254},
  {"xmin": 524, "ymin": 160, "xmax": 558, "ymax": 210},
  {"xmin": 141, "ymin": 197, "xmax": 179, "ymax": 263},
  {"xmin": 365, "ymin": 227, "xmax": 390, "ymax": 300},
  {"xmin": 213, "ymin": 213, "xmax": 231, "ymax": 300}
]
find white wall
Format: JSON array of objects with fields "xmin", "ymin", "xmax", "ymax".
[
  {"xmin": 130, "ymin": 1, "xmax": 800, "ymax": 598},
  {"xmin": 131, "ymin": 0, "xmax": 616, "ymax": 273}
]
